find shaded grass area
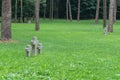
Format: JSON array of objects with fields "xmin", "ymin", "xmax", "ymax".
[{"xmin": 0, "ymin": 20, "xmax": 120, "ymax": 79}]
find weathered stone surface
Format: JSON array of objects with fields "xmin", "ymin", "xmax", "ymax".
[
  {"xmin": 30, "ymin": 36, "xmax": 38, "ymax": 56},
  {"xmin": 25, "ymin": 45, "xmax": 31, "ymax": 57},
  {"xmin": 37, "ymin": 43, "xmax": 42, "ymax": 54},
  {"xmin": 25, "ymin": 36, "xmax": 43, "ymax": 57}
]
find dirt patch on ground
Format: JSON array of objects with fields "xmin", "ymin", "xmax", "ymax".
[{"xmin": 0, "ymin": 39, "xmax": 18, "ymax": 43}]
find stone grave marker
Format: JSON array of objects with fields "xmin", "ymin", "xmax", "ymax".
[
  {"xmin": 37, "ymin": 43, "xmax": 42, "ymax": 54},
  {"xmin": 25, "ymin": 45, "xmax": 31, "ymax": 57},
  {"xmin": 30, "ymin": 36, "xmax": 38, "ymax": 56}
]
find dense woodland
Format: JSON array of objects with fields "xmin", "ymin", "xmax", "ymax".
[{"xmin": 0, "ymin": 0, "xmax": 120, "ymax": 20}]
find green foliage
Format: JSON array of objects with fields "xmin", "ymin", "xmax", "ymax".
[
  {"xmin": 41, "ymin": 0, "xmax": 47, "ymax": 4},
  {"xmin": 117, "ymin": 0, "xmax": 120, "ymax": 6},
  {"xmin": 0, "ymin": 20, "xmax": 120, "ymax": 79}
]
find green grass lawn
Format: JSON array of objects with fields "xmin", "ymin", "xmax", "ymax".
[{"xmin": 0, "ymin": 20, "xmax": 120, "ymax": 80}]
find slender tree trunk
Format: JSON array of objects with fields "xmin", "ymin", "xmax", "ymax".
[
  {"xmin": 49, "ymin": 0, "xmax": 52, "ymax": 19},
  {"xmin": 95, "ymin": 0, "xmax": 100, "ymax": 24},
  {"xmin": 108, "ymin": 0, "xmax": 114, "ymax": 32},
  {"xmin": 43, "ymin": 6, "xmax": 46, "ymax": 20},
  {"xmin": 103, "ymin": 0, "xmax": 107, "ymax": 35},
  {"xmin": 51, "ymin": 0, "xmax": 53, "ymax": 20},
  {"xmin": 113, "ymin": 0, "xmax": 117, "ymax": 23},
  {"xmin": 54, "ymin": 0, "xmax": 59, "ymax": 18},
  {"xmin": 66, "ymin": 0, "xmax": 69, "ymax": 20},
  {"xmin": 35, "ymin": 0, "xmax": 40, "ymax": 31},
  {"xmin": 20, "ymin": 0, "xmax": 23, "ymax": 23},
  {"xmin": 43, "ymin": 2, "xmax": 47, "ymax": 20},
  {"xmin": 54, "ymin": 7, "xmax": 59, "ymax": 18},
  {"xmin": 15, "ymin": 0, "xmax": 18, "ymax": 22},
  {"xmin": 49, "ymin": 0, "xmax": 53, "ymax": 20},
  {"xmin": 1, "ymin": 0, "xmax": 12, "ymax": 40},
  {"xmin": 77, "ymin": 0, "xmax": 80, "ymax": 21},
  {"xmin": 68, "ymin": 0, "xmax": 72, "ymax": 21}
]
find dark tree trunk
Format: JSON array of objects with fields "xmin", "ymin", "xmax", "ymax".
[
  {"xmin": 103, "ymin": 0, "xmax": 107, "ymax": 35},
  {"xmin": 49, "ymin": 0, "xmax": 53, "ymax": 20},
  {"xmin": 66, "ymin": 0, "xmax": 69, "ymax": 21},
  {"xmin": 1, "ymin": 0, "xmax": 12, "ymax": 40},
  {"xmin": 43, "ymin": 6, "xmax": 46, "ymax": 20},
  {"xmin": 20, "ymin": 0, "xmax": 23, "ymax": 23},
  {"xmin": 35, "ymin": 0, "xmax": 40, "ymax": 31},
  {"xmin": 49, "ymin": 0, "xmax": 51, "ymax": 19},
  {"xmin": 95, "ymin": 0, "xmax": 100, "ymax": 24},
  {"xmin": 77, "ymin": 0, "xmax": 80, "ymax": 21},
  {"xmin": 51, "ymin": 0, "xmax": 53, "ymax": 20},
  {"xmin": 54, "ymin": 0, "xmax": 59, "ymax": 18},
  {"xmin": 54, "ymin": 7, "xmax": 59, "ymax": 18},
  {"xmin": 15, "ymin": 0, "xmax": 18, "ymax": 22},
  {"xmin": 43, "ymin": 3, "xmax": 47, "ymax": 20},
  {"xmin": 108, "ymin": 0, "xmax": 114, "ymax": 32},
  {"xmin": 68, "ymin": 0, "xmax": 72, "ymax": 21}
]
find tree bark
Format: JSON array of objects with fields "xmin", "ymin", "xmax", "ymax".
[
  {"xmin": 49, "ymin": 0, "xmax": 51, "ymax": 19},
  {"xmin": 43, "ymin": 1, "xmax": 47, "ymax": 20},
  {"xmin": 35, "ymin": 0, "xmax": 40, "ymax": 31},
  {"xmin": 20, "ymin": 0, "xmax": 23, "ymax": 23},
  {"xmin": 15, "ymin": 0, "xmax": 18, "ymax": 22},
  {"xmin": 103, "ymin": 0, "xmax": 107, "ymax": 35},
  {"xmin": 43, "ymin": 6, "xmax": 46, "ymax": 20},
  {"xmin": 95, "ymin": 0, "xmax": 100, "ymax": 24},
  {"xmin": 77, "ymin": 0, "xmax": 80, "ymax": 21},
  {"xmin": 1, "ymin": 0, "xmax": 12, "ymax": 40},
  {"xmin": 68, "ymin": 0, "xmax": 72, "ymax": 21},
  {"xmin": 113, "ymin": 0, "xmax": 117, "ymax": 23},
  {"xmin": 51, "ymin": 0, "xmax": 53, "ymax": 20},
  {"xmin": 54, "ymin": 0, "xmax": 59, "ymax": 18},
  {"xmin": 49, "ymin": 0, "xmax": 53, "ymax": 20},
  {"xmin": 66, "ymin": 0, "xmax": 69, "ymax": 21},
  {"xmin": 108, "ymin": 0, "xmax": 114, "ymax": 32}
]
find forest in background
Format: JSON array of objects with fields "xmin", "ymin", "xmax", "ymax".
[
  {"xmin": 1, "ymin": 0, "xmax": 120, "ymax": 20},
  {"xmin": 0, "ymin": 0, "xmax": 118, "ymax": 40}
]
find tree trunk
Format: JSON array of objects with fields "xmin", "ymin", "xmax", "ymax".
[
  {"xmin": 15, "ymin": 0, "xmax": 18, "ymax": 22},
  {"xmin": 54, "ymin": 0, "xmax": 59, "ymax": 18},
  {"xmin": 49, "ymin": 0, "xmax": 51, "ymax": 19},
  {"xmin": 113, "ymin": 0, "xmax": 117, "ymax": 23},
  {"xmin": 51, "ymin": 0, "xmax": 53, "ymax": 20},
  {"xmin": 35, "ymin": 0, "xmax": 40, "ymax": 31},
  {"xmin": 66, "ymin": 0, "xmax": 69, "ymax": 20},
  {"xmin": 43, "ymin": 2, "xmax": 47, "ymax": 20},
  {"xmin": 43, "ymin": 6, "xmax": 46, "ymax": 20},
  {"xmin": 1, "ymin": 0, "xmax": 12, "ymax": 40},
  {"xmin": 103, "ymin": 0, "xmax": 107, "ymax": 35},
  {"xmin": 49, "ymin": 0, "xmax": 53, "ymax": 20},
  {"xmin": 77, "ymin": 0, "xmax": 80, "ymax": 21},
  {"xmin": 54, "ymin": 6, "xmax": 59, "ymax": 18},
  {"xmin": 20, "ymin": 0, "xmax": 23, "ymax": 23},
  {"xmin": 95, "ymin": 0, "xmax": 100, "ymax": 24},
  {"xmin": 68, "ymin": 0, "xmax": 72, "ymax": 21},
  {"xmin": 108, "ymin": 0, "xmax": 114, "ymax": 32}
]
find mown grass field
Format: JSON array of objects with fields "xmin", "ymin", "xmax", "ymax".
[{"xmin": 0, "ymin": 20, "xmax": 120, "ymax": 80}]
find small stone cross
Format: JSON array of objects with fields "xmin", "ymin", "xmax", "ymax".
[
  {"xmin": 30, "ymin": 36, "xmax": 38, "ymax": 56},
  {"xmin": 37, "ymin": 43, "xmax": 42, "ymax": 54},
  {"xmin": 25, "ymin": 45, "xmax": 31, "ymax": 57}
]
